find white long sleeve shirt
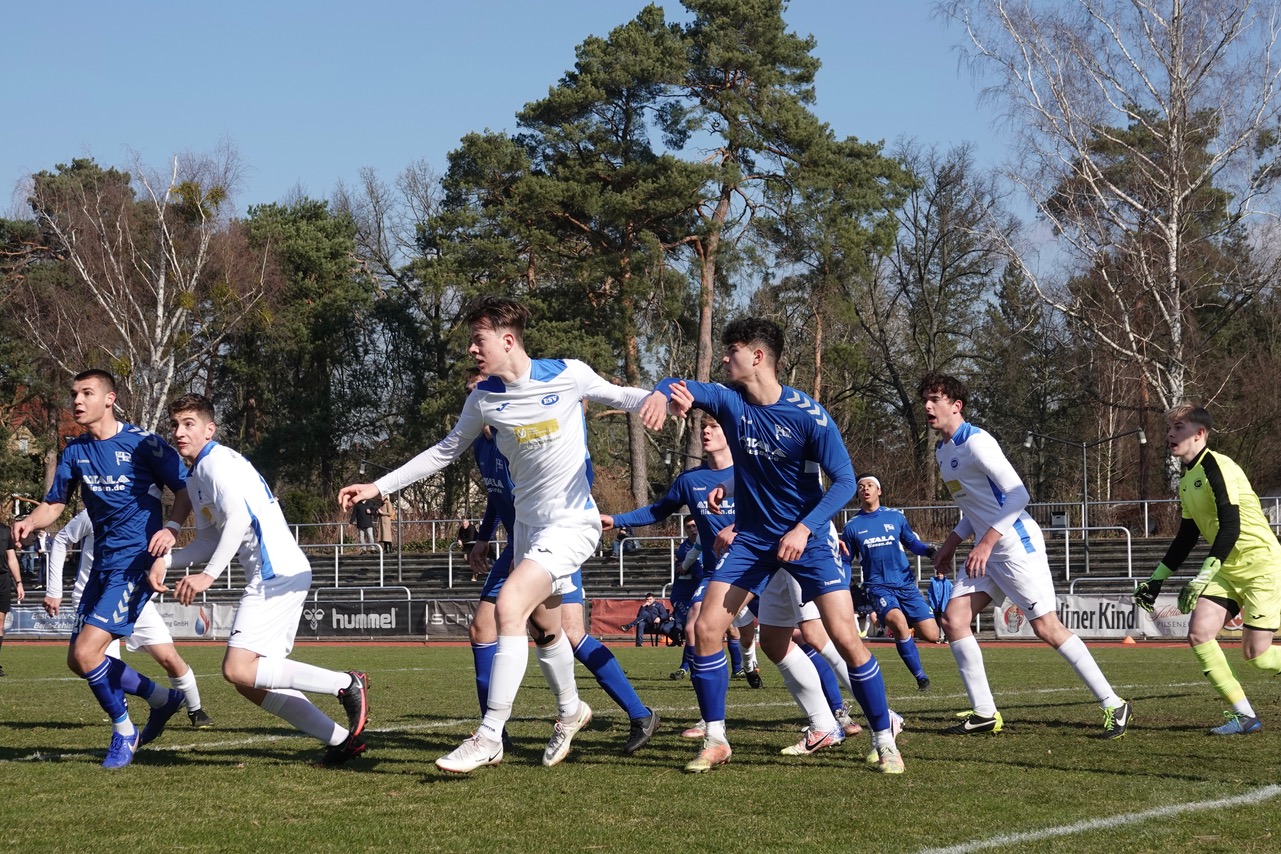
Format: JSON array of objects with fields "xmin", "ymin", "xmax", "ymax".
[
  {"xmin": 376, "ymin": 359, "xmax": 651, "ymax": 526},
  {"xmin": 45, "ymin": 509, "xmax": 94, "ymax": 604},
  {"xmin": 164, "ymin": 442, "xmax": 309, "ymax": 591},
  {"xmin": 936, "ymin": 421, "xmax": 1041, "ymax": 554}
]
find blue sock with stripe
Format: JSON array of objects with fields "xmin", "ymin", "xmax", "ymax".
[
  {"xmin": 106, "ymin": 655, "xmax": 160, "ymax": 700},
  {"xmin": 691, "ymin": 650, "xmax": 729, "ymax": 724},
  {"xmin": 803, "ymin": 643, "xmax": 845, "ymax": 713},
  {"xmin": 471, "ymin": 641, "xmax": 497, "ymax": 717},
  {"xmin": 847, "ymin": 656, "xmax": 891, "ymax": 732},
  {"xmin": 85, "ymin": 658, "xmax": 130, "ymax": 724},
  {"xmin": 574, "ymin": 635, "xmax": 649, "ymax": 720},
  {"xmin": 895, "ymin": 636, "xmax": 926, "ymax": 681},
  {"xmin": 727, "ymin": 637, "xmax": 744, "ymax": 672}
]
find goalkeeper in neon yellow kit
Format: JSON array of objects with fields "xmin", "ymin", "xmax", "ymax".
[{"xmin": 1134, "ymin": 404, "xmax": 1281, "ymax": 734}]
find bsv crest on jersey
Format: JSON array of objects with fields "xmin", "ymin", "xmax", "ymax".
[
  {"xmin": 541, "ymin": 394, "xmax": 560, "ymax": 406},
  {"xmin": 115, "ymin": 451, "xmax": 132, "ymax": 465}
]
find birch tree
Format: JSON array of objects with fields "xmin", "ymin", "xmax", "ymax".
[
  {"xmin": 17, "ymin": 149, "xmax": 268, "ymax": 430},
  {"xmin": 944, "ymin": 0, "xmax": 1281, "ymax": 465}
]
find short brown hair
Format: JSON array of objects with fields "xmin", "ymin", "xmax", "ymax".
[
  {"xmin": 918, "ymin": 372, "xmax": 968, "ymax": 406},
  {"xmin": 73, "ymin": 369, "xmax": 116, "ymax": 394},
  {"xmin": 1166, "ymin": 402, "xmax": 1212, "ymax": 433},
  {"xmin": 167, "ymin": 393, "xmax": 216, "ymax": 424},
  {"xmin": 463, "ymin": 296, "xmax": 530, "ymax": 344}
]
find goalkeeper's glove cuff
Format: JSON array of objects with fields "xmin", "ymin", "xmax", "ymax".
[
  {"xmin": 1194, "ymin": 556, "xmax": 1222, "ymax": 584},
  {"xmin": 1150, "ymin": 562, "xmax": 1173, "ymax": 582}
]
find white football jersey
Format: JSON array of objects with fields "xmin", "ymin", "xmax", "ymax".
[
  {"xmin": 936, "ymin": 421, "xmax": 1042, "ymax": 553},
  {"xmin": 166, "ymin": 442, "xmax": 309, "ymax": 590},
  {"xmin": 377, "ymin": 359, "xmax": 651, "ymax": 526}
]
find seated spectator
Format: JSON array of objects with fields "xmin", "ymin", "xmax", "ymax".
[
  {"xmin": 622, "ymin": 593, "xmax": 671, "ymax": 647},
  {"xmin": 611, "ymin": 525, "xmax": 641, "ymax": 558}
]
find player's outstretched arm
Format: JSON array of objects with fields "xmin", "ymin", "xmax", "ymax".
[
  {"xmin": 12, "ymin": 501, "xmax": 64, "ymax": 541},
  {"xmin": 339, "ymin": 483, "xmax": 381, "ymax": 512}
]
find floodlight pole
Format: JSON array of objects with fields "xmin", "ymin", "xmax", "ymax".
[{"xmin": 1023, "ymin": 428, "xmax": 1146, "ymax": 574}]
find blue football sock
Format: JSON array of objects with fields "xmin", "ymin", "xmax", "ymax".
[
  {"xmin": 106, "ymin": 655, "xmax": 159, "ymax": 700},
  {"xmin": 471, "ymin": 641, "xmax": 497, "ymax": 718},
  {"xmin": 86, "ymin": 658, "xmax": 130, "ymax": 723},
  {"xmin": 803, "ymin": 643, "xmax": 845, "ymax": 713},
  {"xmin": 847, "ymin": 656, "xmax": 891, "ymax": 732},
  {"xmin": 896, "ymin": 636, "xmax": 926, "ymax": 681},
  {"xmin": 575, "ymin": 635, "xmax": 649, "ymax": 719},
  {"xmin": 727, "ymin": 638, "xmax": 744, "ymax": 672},
  {"xmin": 691, "ymin": 651, "xmax": 729, "ymax": 724},
  {"xmin": 680, "ymin": 646, "xmax": 693, "ymax": 671}
]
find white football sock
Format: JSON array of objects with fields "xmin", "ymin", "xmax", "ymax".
[
  {"xmin": 534, "ymin": 633, "xmax": 580, "ymax": 720},
  {"xmin": 260, "ymin": 688, "xmax": 347, "ymax": 745},
  {"xmin": 254, "ymin": 657, "xmax": 350, "ymax": 696},
  {"xmin": 1055, "ymin": 634, "xmax": 1122, "ymax": 708},
  {"xmin": 479, "ymin": 635, "xmax": 529, "ymax": 741},
  {"xmin": 776, "ymin": 644, "xmax": 839, "ymax": 732},
  {"xmin": 820, "ymin": 639, "xmax": 855, "ymax": 696},
  {"xmin": 950, "ymin": 635, "xmax": 997, "ymax": 716},
  {"xmin": 170, "ymin": 665, "xmax": 202, "ymax": 711}
]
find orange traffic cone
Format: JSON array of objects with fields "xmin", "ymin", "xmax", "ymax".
[{"xmin": 1121, "ymin": 635, "xmax": 1137, "ymax": 645}]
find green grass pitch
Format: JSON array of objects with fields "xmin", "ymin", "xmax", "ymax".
[{"xmin": 1, "ymin": 640, "xmax": 1278, "ymax": 852}]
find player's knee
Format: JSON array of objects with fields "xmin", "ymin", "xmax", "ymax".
[
  {"xmin": 221, "ymin": 659, "xmax": 253, "ymax": 686},
  {"xmin": 915, "ymin": 620, "xmax": 941, "ymax": 643}
]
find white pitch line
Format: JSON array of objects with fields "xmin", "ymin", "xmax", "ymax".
[{"xmin": 916, "ymin": 785, "xmax": 1281, "ymax": 854}]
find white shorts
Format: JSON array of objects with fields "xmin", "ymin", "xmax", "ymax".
[
  {"xmin": 511, "ymin": 514, "xmax": 600, "ymax": 597},
  {"xmin": 732, "ymin": 603, "xmax": 757, "ymax": 629},
  {"xmin": 123, "ymin": 598, "xmax": 174, "ymax": 652},
  {"xmin": 228, "ymin": 571, "xmax": 311, "ymax": 658},
  {"xmin": 756, "ymin": 570, "xmax": 821, "ymax": 628},
  {"xmin": 951, "ymin": 532, "xmax": 1058, "ymax": 620}
]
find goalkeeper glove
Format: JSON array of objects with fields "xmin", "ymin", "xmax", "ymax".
[
  {"xmin": 1133, "ymin": 562, "xmax": 1172, "ymax": 613},
  {"xmin": 1133, "ymin": 580, "xmax": 1163, "ymax": 613},
  {"xmin": 1177, "ymin": 557, "xmax": 1221, "ymax": 614}
]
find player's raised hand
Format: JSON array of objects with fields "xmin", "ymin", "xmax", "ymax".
[
  {"xmin": 668, "ymin": 381, "xmax": 694, "ymax": 417},
  {"xmin": 639, "ymin": 391, "xmax": 670, "ymax": 430},
  {"xmin": 338, "ymin": 483, "xmax": 380, "ymax": 512}
]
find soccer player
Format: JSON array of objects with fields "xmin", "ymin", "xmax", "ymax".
[
  {"xmin": 1133, "ymin": 404, "xmax": 1281, "ymax": 734},
  {"xmin": 644, "ymin": 317, "xmax": 903, "ymax": 774},
  {"xmin": 467, "ymin": 424, "xmax": 659, "ymax": 755},
  {"xmin": 13, "ymin": 369, "xmax": 192, "ymax": 769},
  {"xmin": 842, "ymin": 475, "xmax": 938, "ymax": 690},
  {"xmin": 44, "ymin": 508, "xmax": 214, "ymax": 728},
  {"xmin": 920, "ymin": 372, "xmax": 1131, "ymax": 738},
  {"xmin": 602, "ymin": 415, "xmax": 761, "ymax": 685},
  {"xmin": 148, "ymin": 394, "xmax": 369, "ymax": 766},
  {"xmin": 339, "ymin": 296, "xmax": 667, "ymax": 773}
]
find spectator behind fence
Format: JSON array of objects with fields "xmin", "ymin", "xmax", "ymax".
[
  {"xmin": 928, "ymin": 569, "xmax": 953, "ymax": 641},
  {"xmin": 622, "ymin": 593, "xmax": 671, "ymax": 647},
  {"xmin": 611, "ymin": 525, "xmax": 641, "ymax": 558},
  {"xmin": 351, "ymin": 497, "xmax": 381, "ymax": 553}
]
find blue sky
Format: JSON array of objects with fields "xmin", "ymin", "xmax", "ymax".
[{"xmin": 1, "ymin": 1, "xmax": 1000, "ymax": 215}]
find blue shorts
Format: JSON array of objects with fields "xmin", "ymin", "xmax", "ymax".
[
  {"xmin": 74, "ymin": 553, "xmax": 153, "ymax": 640},
  {"xmin": 865, "ymin": 583, "xmax": 934, "ymax": 627},
  {"xmin": 711, "ymin": 530, "xmax": 846, "ymax": 604},
  {"xmin": 480, "ymin": 547, "xmax": 583, "ymax": 605}
]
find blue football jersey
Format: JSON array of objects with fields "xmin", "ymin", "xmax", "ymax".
[
  {"xmin": 612, "ymin": 463, "xmax": 736, "ymax": 573},
  {"xmin": 656, "ymin": 379, "xmax": 856, "ymax": 540},
  {"xmin": 473, "ymin": 433, "xmax": 516, "ymax": 540},
  {"xmin": 842, "ymin": 506, "xmax": 932, "ymax": 588},
  {"xmin": 46, "ymin": 424, "xmax": 186, "ymax": 573}
]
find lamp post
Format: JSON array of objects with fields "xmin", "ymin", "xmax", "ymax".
[
  {"xmin": 358, "ymin": 460, "xmax": 402, "ymax": 583},
  {"xmin": 1023, "ymin": 428, "xmax": 1146, "ymax": 573}
]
